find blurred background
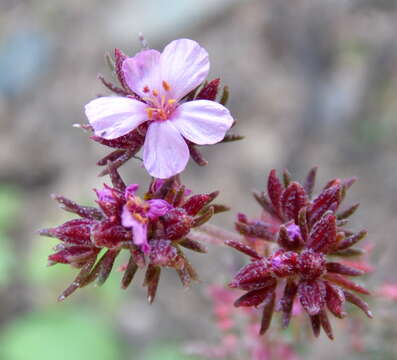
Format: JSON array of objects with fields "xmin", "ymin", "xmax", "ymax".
[{"xmin": 1, "ymin": 0, "xmax": 397, "ymax": 359}]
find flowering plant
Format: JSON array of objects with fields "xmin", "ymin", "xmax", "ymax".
[{"xmin": 39, "ymin": 36, "xmax": 373, "ymax": 350}]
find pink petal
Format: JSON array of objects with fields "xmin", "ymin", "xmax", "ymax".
[
  {"xmin": 147, "ymin": 199, "xmax": 172, "ymax": 218},
  {"xmin": 121, "ymin": 205, "xmax": 137, "ymax": 228},
  {"xmin": 133, "ymin": 222, "xmax": 150, "ymax": 254},
  {"xmin": 121, "ymin": 205, "xmax": 150, "ymax": 253},
  {"xmin": 160, "ymin": 39, "xmax": 209, "ymax": 100},
  {"xmin": 132, "ymin": 221, "xmax": 147, "ymax": 246},
  {"xmin": 171, "ymin": 100, "xmax": 233, "ymax": 145},
  {"xmin": 85, "ymin": 96, "xmax": 148, "ymax": 139},
  {"xmin": 143, "ymin": 121, "xmax": 189, "ymax": 179},
  {"xmin": 124, "ymin": 184, "xmax": 139, "ymax": 198},
  {"xmin": 122, "ymin": 49, "xmax": 162, "ymax": 98}
]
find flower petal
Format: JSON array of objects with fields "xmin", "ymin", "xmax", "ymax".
[
  {"xmin": 85, "ymin": 96, "xmax": 148, "ymax": 139},
  {"xmin": 121, "ymin": 206, "xmax": 150, "ymax": 253},
  {"xmin": 143, "ymin": 121, "xmax": 189, "ymax": 179},
  {"xmin": 171, "ymin": 100, "xmax": 233, "ymax": 145},
  {"xmin": 160, "ymin": 39, "xmax": 209, "ymax": 100},
  {"xmin": 121, "ymin": 205, "xmax": 137, "ymax": 228},
  {"xmin": 147, "ymin": 199, "xmax": 172, "ymax": 219},
  {"xmin": 122, "ymin": 49, "xmax": 161, "ymax": 98},
  {"xmin": 132, "ymin": 222, "xmax": 147, "ymax": 246}
]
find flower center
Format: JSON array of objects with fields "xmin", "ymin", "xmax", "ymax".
[
  {"xmin": 143, "ymin": 80, "xmax": 177, "ymax": 121},
  {"xmin": 126, "ymin": 196, "xmax": 150, "ymax": 224}
]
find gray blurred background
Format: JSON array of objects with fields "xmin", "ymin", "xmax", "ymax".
[{"xmin": 1, "ymin": 0, "xmax": 397, "ymax": 359}]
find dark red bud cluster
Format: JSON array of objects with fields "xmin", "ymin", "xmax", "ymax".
[
  {"xmin": 227, "ymin": 168, "xmax": 372, "ymax": 339},
  {"xmin": 39, "ymin": 163, "xmax": 226, "ymax": 303}
]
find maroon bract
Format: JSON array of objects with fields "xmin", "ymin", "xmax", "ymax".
[
  {"xmin": 227, "ymin": 168, "xmax": 372, "ymax": 339},
  {"xmin": 39, "ymin": 163, "xmax": 223, "ymax": 303}
]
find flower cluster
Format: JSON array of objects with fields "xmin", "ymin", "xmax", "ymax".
[
  {"xmin": 40, "ymin": 163, "xmax": 224, "ymax": 302},
  {"xmin": 81, "ymin": 38, "xmax": 240, "ymax": 179},
  {"xmin": 227, "ymin": 168, "xmax": 372, "ymax": 339}
]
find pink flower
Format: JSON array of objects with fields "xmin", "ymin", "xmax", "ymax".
[
  {"xmin": 121, "ymin": 184, "xmax": 171, "ymax": 253},
  {"xmin": 85, "ymin": 39, "xmax": 234, "ymax": 178}
]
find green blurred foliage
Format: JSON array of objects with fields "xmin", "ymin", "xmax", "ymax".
[
  {"xmin": 0, "ymin": 185, "xmax": 21, "ymax": 232},
  {"xmin": 0, "ymin": 308, "xmax": 124, "ymax": 360},
  {"xmin": 0, "ymin": 185, "xmax": 21, "ymax": 286},
  {"xmin": 0, "ymin": 234, "xmax": 14, "ymax": 286}
]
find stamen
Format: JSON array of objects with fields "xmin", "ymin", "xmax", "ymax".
[
  {"xmin": 143, "ymin": 96, "xmax": 160, "ymax": 108},
  {"xmin": 133, "ymin": 213, "xmax": 148, "ymax": 224},
  {"xmin": 142, "ymin": 86, "xmax": 177, "ymax": 121},
  {"xmin": 162, "ymin": 80, "xmax": 171, "ymax": 92},
  {"xmin": 143, "ymin": 86, "xmax": 150, "ymax": 93},
  {"xmin": 146, "ymin": 108, "xmax": 155, "ymax": 120}
]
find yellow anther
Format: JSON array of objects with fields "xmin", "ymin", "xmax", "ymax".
[
  {"xmin": 145, "ymin": 107, "xmax": 154, "ymax": 120},
  {"xmin": 167, "ymin": 99, "xmax": 176, "ymax": 105},
  {"xmin": 162, "ymin": 80, "xmax": 171, "ymax": 91},
  {"xmin": 152, "ymin": 89, "xmax": 159, "ymax": 97},
  {"xmin": 133, "ymin": 213, "xmax": 148, "ymax": 224}
]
